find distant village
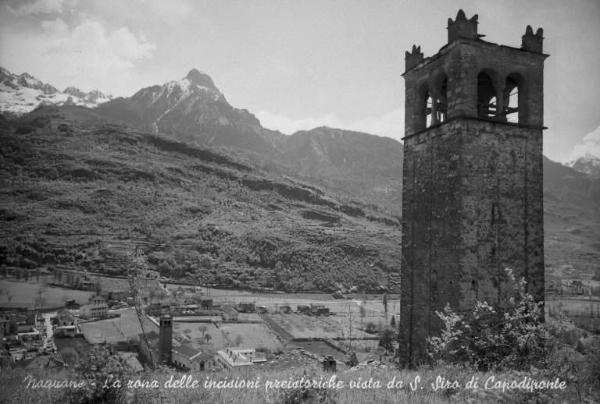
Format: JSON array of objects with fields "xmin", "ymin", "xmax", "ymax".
[
  {"xmin": 0, "ymin": 266, "xmax": 389, "ymax": 374},
  {"xmin": 3, "ymin": 263, "xmax": 598, "ymax": 375}
]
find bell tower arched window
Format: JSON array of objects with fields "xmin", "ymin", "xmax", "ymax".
[
  {"xmin": 436, "ymin": 77, "xmax": 448, "ymax": 123},
  {"xmin": 425, "ymin": 91, "xmax": 433, "ymax": 128},
  {"xmin": 477, "ymin": 71, "xmax": 498, "ymax": 120},
  {"xmin": 503, "ymin": 73, "xmax": 525, "ymax": 124}
]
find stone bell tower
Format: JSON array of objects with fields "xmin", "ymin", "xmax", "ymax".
[
  {"xmin": 398, "ymin": 10, "xmax": 547, "ymax": 367},
  {"xmin": 159, "ymin": 313, "xmax": 173, "ymax": 364}
]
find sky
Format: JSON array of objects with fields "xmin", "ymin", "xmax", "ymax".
[{"xmin": 1, "ymin": 0, "xmax": 599, "ymax": 163}]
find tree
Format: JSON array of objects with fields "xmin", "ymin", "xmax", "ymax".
[
  {"xmin": 94, "ymin": 279, "xmax": 102, "ymax": 294},
  {"xmin": 61, "ymin": 347, "xmax": 79, "ymax": 365},
  {"xmin": 346, "ymin": 351, "xmax": 358, "ymax": 367},
  {"xmin": 379, "ymin": 328, "xmax": 395, "ymax": 352},
  {"xmin": 365, "ymin": 322, "xmax": 378, "ymax": 334},
  {"xmin": 64, "ymin": 345, "xmax": 131, "ymax": 404},
  {"xmin": 198, "ymin": 325, "xmax": 207, "ymax": 339},
  {"xmin": 34, "ymin": 283, "xmax": 47, "ymax": 312},
  {"xmin": 383, "ymin": 293, "xmax": 388, "ymax": 314}
]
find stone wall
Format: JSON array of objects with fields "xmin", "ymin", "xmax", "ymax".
[{"xmin": 399, "ymin": 119, "xmax": 544, "ymax": 366}]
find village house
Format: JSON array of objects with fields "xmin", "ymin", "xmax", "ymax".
[
  {"xmin": 81, "ymin": 294, "xmax": 109, "ymax": 319},
  {"xmin": 55, "ymin": 309, "xmax": 78, "ymax": 337},
  {"xmin": 57, "ymin": 309, "xmax": 76, "ymax": 327},
  {"xmin": 236, "ymin": 302, "xmax": 256, "ymax": 313},
  {"xmin": 16, "ymin": 326, "xmax": 41, "ymax": 343},
  {"xmin": 216, "ymin": 348, "xmax": 267, "ymax": 369},
  {"xmin": 257, "ymin": 305, "xmax": 268, "ymax": 314},
  {"xmin": 0, "ymin": 317, "xmax": 14, "ymax": 338},
  {"xmin": 200, "ymin": 299, "xmax": 213, "ymax": 310},
  {"xmin": 221, "ymin": 305, "xmax": 239, "ymax": 321},
  {"xmin": 172, "ymin": 344, "xmax": 216, "ymax": 371},
  {"xmin": 310, "ymin": 304, "xmax": 330, "ymax": 316}
]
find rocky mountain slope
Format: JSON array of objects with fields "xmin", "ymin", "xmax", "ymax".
[
  {"xmin": 543, "ymin": 156, "xmax": 600, "ymax": 281},
  {"xmin": 95, "ymin": 70, "xmax": 403, "ymax": 213},
  {"xmin": 0, "ymin": 106, "xmax": 401, "ymax": 292},
  {"xmin": 281, "ymin": 127, "xmax": 403, "ymax": 210},
  {"xmin": 0, "ymin": 67, "xmax": 112, "ymax": 117},
  {"xmin": 96, "ymin": 69, "xmax": 283, "ymax": 156},
  {"xmin": 0, "ymin": 68, "xmax": 598, "ymax": 288},
  {"xmin": 567, "ymin": 153, "xmax": 600, "ymax": 179}
]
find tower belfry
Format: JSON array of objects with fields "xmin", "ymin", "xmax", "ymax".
[{"xmin": 399, "ymin": 10, "xmax": 547, "ymax": 367}]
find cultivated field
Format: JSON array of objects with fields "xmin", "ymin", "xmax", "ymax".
[
  {"xmin": 546, "ymin": 296, "xmax": 600, "ymax": 317},
  {"xmin": 174, "ymin": 322, "xmax": 225, "ymax": 351},
  {"xmin": 267, "ymin": 311, "xmax": 391, "ymax": 340},
  {"xmin": 220, "ymin": 323, "xmax": 283, "ymax": 350},
  {"xmin": 174, "ymin": 321, "xmax": 283, "ymax": 352},
  {"xmin": 79, "ymin": 308, "xmax": 158, "ymax": 344},
  {"xmin": 0, "ymin": 279, "xmax": 94, "ymax": 309}
]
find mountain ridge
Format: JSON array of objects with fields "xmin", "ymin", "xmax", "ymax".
[
  {"xmin": 0, "ymin": 106, "xmax": 401, "ymax": 292},
  {"xmin": 567, "ymin": 153, "xmax": 600, "ymax": 178},
  {"xmin": 1, "ymin": 68, "xmax": 598, "ymax": 285},
  {"xmin": 0, "ymin": 67, "xmax": 112, "ymax": 116}
]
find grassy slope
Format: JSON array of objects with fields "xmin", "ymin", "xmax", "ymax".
[
  {"xmin": 542, "ymin": 156, "xmax": 600, "ymax": 282},
  {"xmin": 0, "ymin": 105, "xmax": 598, "ymax": 293},
  {"xmin": 0, "ymin": 106, "xmax": 401, "ymax": 292}
]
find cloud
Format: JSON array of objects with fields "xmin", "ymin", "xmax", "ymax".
[
  {"xmin": 568, "ymin": 126, "xmax": 600, "ymax": 162},
  {"xmin": 255, "ymin": 108, "xmax": 404, "ymax": 140},
  {"xmin": 0, "ymin": 17, "xmax": 155, "ymax": 93},
  {"xmin": 6, "ymin": 0, "xmax": 75, "ymax": 15}
]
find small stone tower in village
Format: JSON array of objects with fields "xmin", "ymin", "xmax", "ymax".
[
  {"xmin": 159, "ymin": 313, "xmax": 173, "ymax": 364},
  {"xmin": 399, "ymin": 10, "xmax": 547, "ymax": 367}
]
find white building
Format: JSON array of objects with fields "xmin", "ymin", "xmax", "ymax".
[
  {"xmin": 81, "ymin": 294, "xmax": 108, "ymax": 319},
  {"xmin": 216, "ymin": 348, "xmax": 267, "ymax": 369}
]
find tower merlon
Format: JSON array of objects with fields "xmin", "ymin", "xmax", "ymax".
[
  {"xmin": 447, "ymin": 9, "xmax": 483, "ymax": 43},
  {"xmin": 521, "ymin": 25, "xmax": 544, "ymax": 53},
  {"xmin": 405, "ymin": 44, "xmax": 424, "ymax": 71}
]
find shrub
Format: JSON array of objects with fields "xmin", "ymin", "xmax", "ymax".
[
  {"xmin": 427, "ymin": 268, "xmax": 549, "ymax": 371},
  {"xmin": 63, "ymin": 345, "xmax": 131, "ymax": 404},
  {"xmin": 364, "ymin": 322, "xmax": 378, "ymax": 334}
]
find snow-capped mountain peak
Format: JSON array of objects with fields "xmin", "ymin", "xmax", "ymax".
[
  {"xmin": 63, "ymin": 86, "xmax": 87, "ymax": 98},
  {"xmin": 0, "ymin": 66, "xmax": 113, "ymax": 116},
  {"xmin": 185, "ymin": 68, "xmax": 219, "ymax": 91},
  {"xmin": 566, "ymin": 153, "xmax": 600, "ymax": 178},
  {"xmin": 129, "ymin": 68, "xmax": 225, "ymax": 110}
]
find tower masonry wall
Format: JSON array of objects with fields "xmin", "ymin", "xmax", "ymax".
[{"xmin": 399, "ymin": 119, "xmax": 544, "ymax": 365}]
